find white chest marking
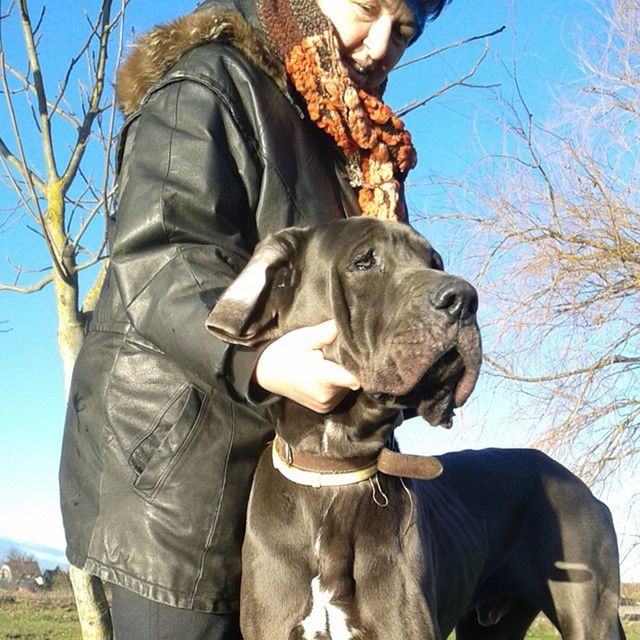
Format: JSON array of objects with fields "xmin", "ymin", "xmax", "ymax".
[{"xmin": 300, "ymin": 576, "xmax": 358, "ymax": 640}]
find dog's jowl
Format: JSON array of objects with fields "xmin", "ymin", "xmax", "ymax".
[{"xmin": 207, "ymin": 218, "xmax": 624, "ymax": 640}]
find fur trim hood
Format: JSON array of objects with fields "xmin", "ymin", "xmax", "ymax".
[{"xmin": 116, "ymin": 7, "xmax": 285, "ymax": 116}]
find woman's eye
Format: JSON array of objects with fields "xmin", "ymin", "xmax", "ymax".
[
  {"xmin": 353, "ymin": 1, "xmax": 377, "ymax": 18},
  {"xmin": 351, "ymin": 248, "xmax": 377, "ymax": 271}
]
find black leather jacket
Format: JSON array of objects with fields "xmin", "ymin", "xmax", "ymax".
[{"xmin": 59, "ymin": 0, "xmax": 359, "ymax": 612}]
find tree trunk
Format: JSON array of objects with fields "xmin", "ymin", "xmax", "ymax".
[
  {"xmin": 69, "ymin": 566, "xmax": 113, "ymax": 640},
  {"xmin": 50, "ymin": 196, "xmax": 113, "ymax": 639}
]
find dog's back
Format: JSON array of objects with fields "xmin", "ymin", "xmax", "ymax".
[{"xmin": 416, "ymin": 448, "xmax": 624, "ymax": 639}]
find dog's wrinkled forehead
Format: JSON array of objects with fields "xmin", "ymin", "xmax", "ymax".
[{"xmin": 310, "ymin": 218, "xmax": 444, "ymax": 272}]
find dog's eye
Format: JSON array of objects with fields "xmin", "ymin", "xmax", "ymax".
[{"xmin": 351, "ymin": 248, "xmax": 377, "ymax": 271}]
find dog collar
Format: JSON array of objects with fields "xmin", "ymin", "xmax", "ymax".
[
  {"xmin": 272, "ymin": 437, "xmax": 379, "ymax": 488},
  {"xmin": 271, "ymin": 435, "xmax": 443, "ymax": 488}
]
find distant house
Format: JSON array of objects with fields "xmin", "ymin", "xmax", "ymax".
[
  {"xmin": 42, "ymin": 567, "xmax": 67, "ymax": 588},
  {"xmin": 0, "ymin": 558, "xmax": 42, "ymax": 589},
  {"xmin": 42, "ymin": 568, "xmax": 59, "ymax": 583}
]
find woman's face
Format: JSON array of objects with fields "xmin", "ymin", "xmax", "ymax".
[{"xmin": 317, "ymin": 0, "xmax": 417, "ymax": 91}]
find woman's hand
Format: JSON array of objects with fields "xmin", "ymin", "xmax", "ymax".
[{"xmin": 254, "ymin": 320, "xmax": 361, "ymax": 413}]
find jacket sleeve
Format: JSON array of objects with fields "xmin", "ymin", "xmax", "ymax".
[{"xmin": 110, "ymin": 62, "xmax": 268, "ymax": 400}]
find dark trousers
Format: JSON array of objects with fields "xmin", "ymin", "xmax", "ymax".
[{"xmin": 111, "ymin": 584, "xmax": 243, "ymax": 640}]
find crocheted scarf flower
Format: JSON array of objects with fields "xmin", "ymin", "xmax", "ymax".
[{"xmin": 257, "ymin": 0, "xmax": 417, "ymax": 221}]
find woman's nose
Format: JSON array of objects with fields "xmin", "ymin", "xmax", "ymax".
[{"xmin": 364, "ymin": 18, "xmax": 393, "ymax": 61}]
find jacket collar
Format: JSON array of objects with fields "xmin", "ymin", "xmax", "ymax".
[{"xmin": 116, "ymin": 2, "xmax": 285, "ymax": 116}]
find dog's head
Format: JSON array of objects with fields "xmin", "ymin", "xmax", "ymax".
[{"xmin": 206, "ymin": 218, "xmax": 481, "ymax": 428}]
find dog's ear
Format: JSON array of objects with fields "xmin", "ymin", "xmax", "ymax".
[{"xmin": 206, "ymin": 229, "xmax": 305, "ymax": 346}]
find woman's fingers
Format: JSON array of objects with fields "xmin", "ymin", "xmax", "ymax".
[{"xmin": 254, "ymin": 320, "xmax": 361, "ymax": 412}]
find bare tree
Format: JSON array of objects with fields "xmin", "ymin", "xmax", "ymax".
[
  {"xmin": 435, "ymin": 0, "xmax": 640, "ymax": 484},
  {"xmin": 0, "ymin": 0, "xmax": 130, "ymax": 636},
  {"xmin": 3, "ymin": 547, "xmax": 37, "ymax": 563},
  {"xmin": 0, "ymin": 0, "xmax": 125, "ymax": 385}
]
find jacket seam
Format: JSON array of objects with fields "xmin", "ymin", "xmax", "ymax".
[
  {"xmin": 159, "ymin": 83, "xmax": 181, "ymax": 239},
  {"xmin": 82, "ymin": 556, "xmax": 196, "ymax": 603},
  {"xmin": 85, "ymin": 332, "xmax": 127, "ymax": 564},
  {"xmin": 190, "ymin": 397, "xmax": 236, "ymax": 607},
  {"xmin": 150, "ymin": 64, "xmax": 310, "ymax": 224}
]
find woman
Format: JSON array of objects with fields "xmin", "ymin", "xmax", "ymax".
[{"xmin": 59, "ymin": 0, "xmax": 451, "ymax": 637}]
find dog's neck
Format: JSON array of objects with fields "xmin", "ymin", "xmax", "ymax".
[{"xmin": 271, "ymin": 393, "xmax": 400, "ymax": 460}]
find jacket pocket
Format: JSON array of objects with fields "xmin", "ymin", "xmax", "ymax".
[{"xmin": 129, "ymin": 385, "xmax": 205, "ymax": 493}]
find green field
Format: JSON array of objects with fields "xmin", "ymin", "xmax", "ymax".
[
  {"xmin": 0, "ymin": 592, "xmax": 81, "ymax": 640},
  {"xmin": 1, "ymin": 592, "xmax": 638, "ymax": 640}
]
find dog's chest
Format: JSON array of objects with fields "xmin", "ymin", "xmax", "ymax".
[{"xmin": 290, "ymin": 485, "xmax": 428, "ymax": 639}]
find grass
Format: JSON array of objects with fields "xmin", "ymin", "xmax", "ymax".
[
  {"xmin": 0, "ymin": 591, "xmax": 81, "ymax": 640},
  {"xmin": 1, "ymin": 590, "xmax": 638, "ymax": 639}
]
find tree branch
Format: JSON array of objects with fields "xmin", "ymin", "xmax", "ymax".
[
  {"xmin": 485, "ymin": 354, "xmax": 640, "ymax": 384},
  {"xmin": 393, "ymin": 25, "xmax": 506, "ymax": 71},
  {"xmin": 18, "ymin": 0, "xmax": 58, "ymax": 180},
  {"xmin": 0, "ymin": 269, "xmax": 53, "ymax": 293},
  {"xmin": 0, "ymin": 135, "xmax": 44, "ymax": 191},
  {"xmin": 3, "ymin": 59, "xmax": 83, "ymax": 129},
  {"xmin": 397, "ymin": 42, "xmax": 497, "ymax": 117},
  {"xmin": 62, "ymin": 0, "xmax": 114, "ymax": 190},
  {"xmin": 3, "ymin": 2, "xmax": 68, "ymax": 280}
]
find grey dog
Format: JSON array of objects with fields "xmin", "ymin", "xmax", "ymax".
[{"xmin": 207, "ymin": 217, "xmax": 624, "ymax": 640}]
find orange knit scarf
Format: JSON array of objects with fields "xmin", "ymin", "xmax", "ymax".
[{"xmin": 258, "ymin": 0, "xmax": 417, "ymax": 221}]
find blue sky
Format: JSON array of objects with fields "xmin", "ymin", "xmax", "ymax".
[{"xmin": 1, "ymin": 1, "xmax": 637, "ymax": 579}]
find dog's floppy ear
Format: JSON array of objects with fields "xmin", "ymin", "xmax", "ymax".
[{"xmin": 206, "ymin": 229, "xmax": 305, "ymax": 346}]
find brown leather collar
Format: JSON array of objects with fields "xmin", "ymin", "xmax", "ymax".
[
  {"xmin": 273, "ymin": 435, "xmax": 443, "ymax": 487},
  {"xmin": 377, "ymin": 448, "xmax": 443, "ymax": 480},
  {"xmin": 274, "ymin": 435, "xmax": 378, "ymax": 473}
]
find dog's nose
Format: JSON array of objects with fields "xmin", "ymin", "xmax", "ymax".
[{"xmin": 430, "ymin": 277, "xmax": 478, "ymax": 323}]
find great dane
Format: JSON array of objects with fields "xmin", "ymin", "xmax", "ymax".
[{"xmin": 206, "ymin": 217, "xmax": 624, "ymax": 640}]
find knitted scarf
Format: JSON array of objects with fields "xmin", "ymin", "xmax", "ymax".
[{"xmin": 257, "ymin": 0, "xmax": 417, "ymax": 221}]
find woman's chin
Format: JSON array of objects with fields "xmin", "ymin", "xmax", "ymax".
[{"xmin": 342, "ymin": 59, "xmax": 375, "ymax": 91}]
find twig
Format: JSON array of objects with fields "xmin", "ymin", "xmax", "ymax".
[
  {"xmin": 485, "ymin": 353, "xmax": 640, "ymax": 384},
  {"xmin": 393, "ymin": 25, "xmax": 506, "ymax": 71},
  {"xmin": 397, "ymin": 43, "xmax": 496, "ymax": 117}
]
